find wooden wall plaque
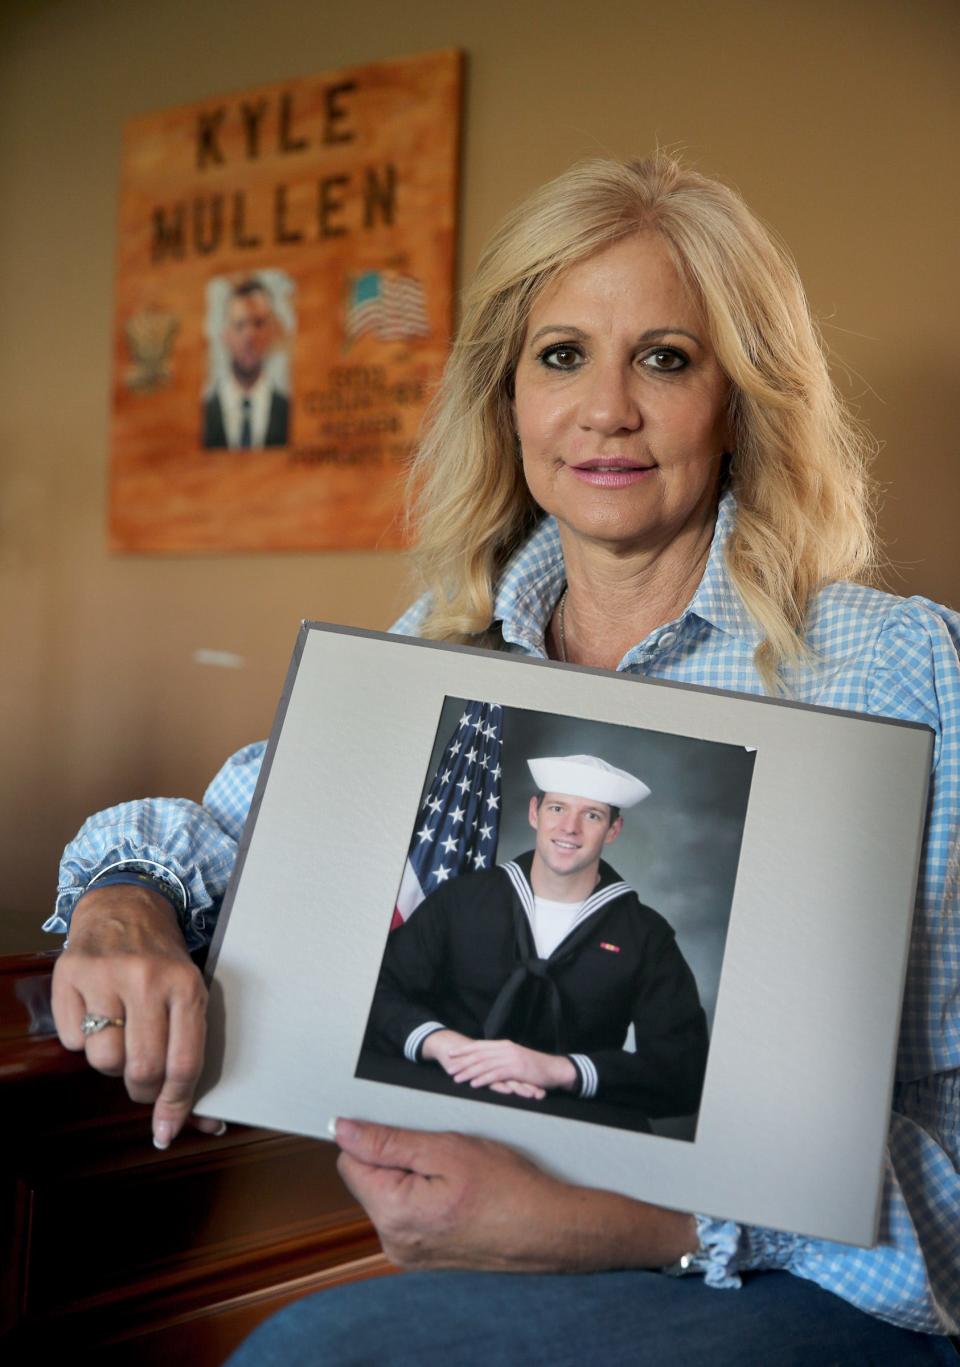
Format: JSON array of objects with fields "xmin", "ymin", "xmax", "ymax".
[{"xmin": 108, "ymin": 50, "xmax": 462, "ymax": 552}]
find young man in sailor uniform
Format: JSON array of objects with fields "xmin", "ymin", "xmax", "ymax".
[{"xmin": 365, "ymin": 755, "xmax": 708, "ymax": 1118}]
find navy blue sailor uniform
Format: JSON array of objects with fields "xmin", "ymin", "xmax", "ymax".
[{"xmin": 365, "ymin": 851, "xmax": 708, "ymax": 1117}]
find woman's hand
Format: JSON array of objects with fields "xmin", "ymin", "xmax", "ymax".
[
  {"xmin": 335, "ymin": 1118, "xmax": 698, "ymax": 1273},
  {"xmin": 51, "ymin": 884, "xmax": 217, "ymax": 1149}
]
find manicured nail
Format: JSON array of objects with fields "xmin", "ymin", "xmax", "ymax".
[{"xmin": 153, "ymin": 1121, "xmax": 173, "ymax": 1151}]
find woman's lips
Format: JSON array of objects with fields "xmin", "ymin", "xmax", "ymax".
[{"xmin": 567, "ymin": 461, "xmax": 656, "ymax": 488}]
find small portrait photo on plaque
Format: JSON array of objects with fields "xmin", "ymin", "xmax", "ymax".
[{"xmin": 201, "ymin": 271, "xmax": 295, "ymax": 451}]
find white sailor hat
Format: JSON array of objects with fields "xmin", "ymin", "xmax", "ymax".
[{"xmin": 526, "ymin": 754, "xmax": 651, "ymax": 809}]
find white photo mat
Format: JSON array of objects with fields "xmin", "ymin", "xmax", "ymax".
[{"xmin": 198, "ymin": 622, "xmax": 932, "ymax": 1247}]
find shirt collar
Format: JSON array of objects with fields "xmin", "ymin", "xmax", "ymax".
[
  {"xmin": 222, "ymin": 370, "xmax": 271, "ymax": 408},
  {"xmin": 492, "ymin": 518, "xmax": 566, "ymax": 653},
  {"xmin": 685, "ymin": 491, "xmax": 762, "ymax": 646},
  {"xmin": 492, "ymin": 488, "xmax": 761, "ymax": 658}
]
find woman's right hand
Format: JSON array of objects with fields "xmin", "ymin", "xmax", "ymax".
[{"xmin": 51, "ymin": 884, "xmax": 215, "ymax": 1148}]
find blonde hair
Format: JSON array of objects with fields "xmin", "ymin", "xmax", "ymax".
[{"xmin": 408, "ymin": 153, "xmax": 877, "ymax": 689}]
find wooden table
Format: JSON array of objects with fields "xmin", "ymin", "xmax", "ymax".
[{"xmin": 1, "ymin": 951, "xmax": 392, "ymax": 1364}]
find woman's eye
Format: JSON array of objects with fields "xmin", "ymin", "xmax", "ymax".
[
  {"xmin": 539, "ymin": 345, "xmax": 582, "ymax": 370},
  {"xmin": 643, "ymin": 348, "xmax": 688, "ymax": 373}
]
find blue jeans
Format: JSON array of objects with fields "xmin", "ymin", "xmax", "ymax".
[{"xmin": 226, "ymin": 1268, "xmax": 958, "ymax": 1366}]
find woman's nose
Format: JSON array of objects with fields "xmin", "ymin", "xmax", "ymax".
[{"xmin": 577, "ymin": 362, "xmax": 642, "ymax": 434}]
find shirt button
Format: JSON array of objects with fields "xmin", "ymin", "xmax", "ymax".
[{"xmin": 656, "ymin": 630, "xmax": 678, "ymax": 649}]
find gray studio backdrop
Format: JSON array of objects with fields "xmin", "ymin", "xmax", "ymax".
[{"xmin": 417, "ymin": 696, "xmax": 757, "ymax": 1039}]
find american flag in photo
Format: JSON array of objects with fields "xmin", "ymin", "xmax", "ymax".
[
  {"xmin": 391, "ymin": 701, "xmax": 503, "ymax": 929},
  {"xmin": 344, "ymin": 270, "xmax": 430, "ymax": 343}
]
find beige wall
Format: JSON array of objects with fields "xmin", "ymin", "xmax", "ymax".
[{"xmin": 1, "ymin": 0, "xmax": 957, "ymax": 952}]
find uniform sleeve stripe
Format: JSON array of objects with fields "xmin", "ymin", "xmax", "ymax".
[
  {"xmin": 569, "ymin": 1053, "xmax": 598, "ymax": 1098},
  {"xmin": 404, "ymin": 1021, "xmax": 447, "ymax": 1063}
]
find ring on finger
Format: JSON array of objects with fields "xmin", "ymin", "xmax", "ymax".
[{"xmin": 81, "ymin": 1012, "xmax": 127, "ymax": 1037}]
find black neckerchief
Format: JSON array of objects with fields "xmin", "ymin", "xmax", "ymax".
[{"xmin": 481, "ymin": 851, "xmax": 631, "ymax": 1050}]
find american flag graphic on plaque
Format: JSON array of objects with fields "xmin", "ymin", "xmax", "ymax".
[
  {"xmin": 391, "ymin": 701, "xmax": 503, "ymax": 930},
  {"xmin": 344, "ymin": 270, "xmax": 431, "ymax": 343}
]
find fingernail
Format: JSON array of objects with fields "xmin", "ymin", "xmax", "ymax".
[
  {"xmin": 326, "ymin": 1117, "xmax": 338, "ymax": 1138},
  {"xmin": 335, "ymin": 1117, "xmax": 358, "ymax": 1142},
  {"xmin": 153, "ymin": 1121, "xmax": 173, "ymax": 1151},
  {"xmin": 212, "ymin": 1120, "xmax": 228, "ymax": 1137}
]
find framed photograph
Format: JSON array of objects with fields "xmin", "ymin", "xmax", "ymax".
[
  {"xmin": 199, "ymin": 623, "xmax": 932, "ymax": 1246},
  {"xmin": 352, "ymin": 696, "xmax": 754, "ymax": 1145}
]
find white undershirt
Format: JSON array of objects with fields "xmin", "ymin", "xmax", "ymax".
[
  {"xmin": 219, "ymin": 372, "xmax": 274, "ymax": 448},
  {"xmin": 529, "ymin": 894, "xmax": 585, "ymax": 959}
]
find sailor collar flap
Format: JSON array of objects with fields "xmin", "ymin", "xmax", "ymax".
[{"xmin": 481, "ymin": 853, "xmax": 634, "ymax": 1049}]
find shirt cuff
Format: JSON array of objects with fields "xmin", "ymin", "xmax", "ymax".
[
  {"xmin": 692, "ymin": 1217, "xmax": 806, "ymax": 1289},
  {"xmin": 404, "ymin": 1021, "xmax": 447, "ymax": 1063}
]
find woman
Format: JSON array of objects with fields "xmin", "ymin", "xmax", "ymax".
[{"xmin": 51, "ymin": 155, "xmax": 959, "ymax": 1363}]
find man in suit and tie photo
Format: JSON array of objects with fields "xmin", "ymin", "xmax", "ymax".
[{"xmin": 202, "ymin": 276, "xmax": 291, "ymax": 450}]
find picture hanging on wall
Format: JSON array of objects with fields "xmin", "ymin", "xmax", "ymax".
[{"xmin": 108, "ymin": 49, "xmax": 462, "ymax": 552}]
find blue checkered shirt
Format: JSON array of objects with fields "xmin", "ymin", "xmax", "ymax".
[{"xmin": 49, "ymin": 494, "xmax": 959, "ymax": 1335}]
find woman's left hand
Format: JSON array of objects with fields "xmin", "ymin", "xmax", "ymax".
[{"xmin": 334, "ymin": 1118, "xmax": 698, "ymax": 1272}]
